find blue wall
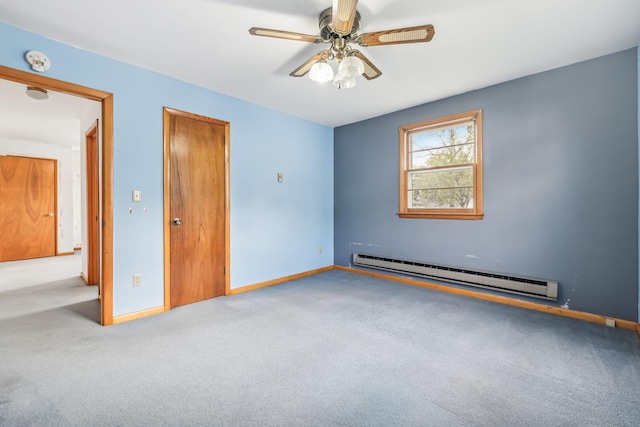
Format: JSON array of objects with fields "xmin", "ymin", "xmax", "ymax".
[
  {"xmin": 0, "ymin": 22, "xmax": 334, "ymax": 317},
  {"xmin": 335, "ymin": 49, "xmax": 639, "ymax": 321}
]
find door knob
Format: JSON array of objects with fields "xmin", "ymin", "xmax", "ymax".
[
  {"xmin": 173, "ymin": 218, "xmax": 182, "ymax": 225},
  {"xmin": 47, "ymin": 212, "xmax": 54, "ymax": 217}
]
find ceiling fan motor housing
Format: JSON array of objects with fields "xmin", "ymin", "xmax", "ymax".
[{"xmin": 319, "ymin": 7, "xmax": 361, "ymax": 42}]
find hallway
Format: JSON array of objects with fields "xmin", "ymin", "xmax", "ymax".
[{"xmin": 0, "ymin": 251, "xmax": 99, "ymax": 323}]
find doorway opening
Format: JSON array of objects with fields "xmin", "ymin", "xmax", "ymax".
[{"xmin": 0, "ymin": 65, "xmax": 114, "ymax": 325}]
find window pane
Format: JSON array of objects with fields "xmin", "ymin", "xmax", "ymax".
[
  {"xmin": 409, "ymin": 166, "xmax": 473, "ymax": 190},
  {"xmin": 408, "ymin": 166, "xmax": 474, "ymax": 208},
  {"xmin": 409, "ymin": 187, "xmax": 474, "ymax": 209},
  {"xmin": 410, "ymin": 143, "xmax": 474, "ymax": 169},
  {"xmin": 410, "ymin": 122, "xmax": 474, "ymax": 152}
]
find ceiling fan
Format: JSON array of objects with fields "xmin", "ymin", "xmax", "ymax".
[{"xmin": 249, "ymin": 0, "xmax": 435, "ymax": 89}]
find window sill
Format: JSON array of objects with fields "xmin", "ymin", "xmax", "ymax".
[{"xmin": 398, "ymin": 212, "xmax": 484, "ymax": 220}]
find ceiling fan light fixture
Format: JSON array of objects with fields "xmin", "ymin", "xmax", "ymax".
[
  {"xmin": 25, "ymin": 86, "xmax": 49, "ymax": 100},
  {"xmin": 309, "ymin": 60, "xmax": 334, "ymax": 83}
]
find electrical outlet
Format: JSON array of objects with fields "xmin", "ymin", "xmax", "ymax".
[
  {"xmin": 133, "ymin": 274, "xmax": 142, "ymax": 287},
  {"xmin": 605, "ymin": 318, "xmax": 616, "ymax": 327},
  {"xmin": 318, "ymin": 245, "xmax": 323, "ymax": 254}
]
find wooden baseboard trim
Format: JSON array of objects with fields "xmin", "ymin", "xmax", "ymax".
[
  {"xmin": 112, "ymin": 306, "xmax": 165, "ymax": 325},
  {"xmin": 56, "ymin": 251, "xmax": 75, "ymax": 256},
  {"xmin": 336, "ymin": 265, "xmax": 638, "ymax": 331},
  {"xmin": 81, "ymin": 272, "xmax": 89, "ymax": 284},
  {"xmin": 229, "ymin": 266, "xmax": 334, "ymax": 296}
]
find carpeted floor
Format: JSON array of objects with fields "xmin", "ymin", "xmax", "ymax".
[
  {"xmin": 1, "ymin": 263, "xmax": 639, "ymax": 426},
  {"xmin": 0, "ymin": 251, "xmax": 86, "ymax": 293}
]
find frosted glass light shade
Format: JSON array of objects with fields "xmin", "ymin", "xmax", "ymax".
[
  {"xmin": 332, "ymin": 73, "xmax": 357, "ymax": 89},
  {"xmin": 338, "ymin": 55, "xmax": 365, "ymax": 78},
  {"xmin": 309, "ymin": 61, "xmax": 334, "ymax": 83}
]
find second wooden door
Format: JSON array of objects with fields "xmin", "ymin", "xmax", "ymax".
[
  {"xmin": 0, "ymin": 155, "xmax": 57, "ymax": 262},
  {"xmin": 165, "ymin": 108, "xmax": 227, "ymax": 308}
]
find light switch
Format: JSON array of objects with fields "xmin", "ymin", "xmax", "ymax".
[
  {"xmin": 277, "ymin": 173, "xmax": 283, "ymax": 183},
  {"xmin": 132, "ymin": 190, "xmax": 141, "ymax": 202}
]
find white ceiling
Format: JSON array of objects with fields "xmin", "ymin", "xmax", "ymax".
[
  {"xmin": 0, "ymin": 78, "xmax": 97, "ymax": 147},
  {"xmin": 0, "ymin": 0, "xmax": 639, "ymax": 128}
]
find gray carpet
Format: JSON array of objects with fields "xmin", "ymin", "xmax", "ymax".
[{"xmin": 1, "ymin": 269, "xmax": 639, "ymax": 426}]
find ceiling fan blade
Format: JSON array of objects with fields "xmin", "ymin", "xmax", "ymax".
[
  {"xmin": 359, "ymin": 24, "xmax": 435, "ymax": 47},
  {"xmin": 249, "ymin": 27, "xmax": 323, "ymax": 43},
  {"xmin": 350, "ymin": 50, "xmax": 382, "ymax": 80},
  {"xmin": 332, "ymin": 0, "xmax": 358, "ymax": 35},
  {"xmin": 290, "ymin": 51, "xmax": 330, "ymax": 77}
]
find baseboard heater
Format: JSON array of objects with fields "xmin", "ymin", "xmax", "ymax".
[{"xmin": 352, "ymin": 253, "xmax": 558, "ymax": 301}]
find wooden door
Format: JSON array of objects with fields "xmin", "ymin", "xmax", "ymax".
[
  {"xmin": 86, "ymin": 122, "xmax": 100, "ymax": 286},
  {"xmin": 0, "ymin": 155, "xmax": 57, "ymax": 261},
  {"xmin": 165, "ymin": 108, "xmax": 228, "ymax": 308}
]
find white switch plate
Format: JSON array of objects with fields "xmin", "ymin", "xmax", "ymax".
[
  {"xmin": 132, "ymin": 190, "xmax": 141, "ymax": 202},
  {"xmin": 133, "ymin": 274, "xmax": 142, "ymax": 287},
  {"xmin": 277, "ymin": 172, "xmax": 283, "ymax": 183}
]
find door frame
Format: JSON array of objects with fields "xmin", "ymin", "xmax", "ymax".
[
  {"xmin": 162, "ymin": 107, "xmax": 231, "ymax": 310},
  {"xmin": 85, "ymin": 121, "xmax": 100, "ymax": 287},
  {"xmin": 0, "ymin": 65, "xmax": 115, "ymax": 326}
]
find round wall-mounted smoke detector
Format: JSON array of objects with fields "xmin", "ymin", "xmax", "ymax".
[{"xmin": 25, "ymin": 50, "xmax": 51, "ymax": 72}]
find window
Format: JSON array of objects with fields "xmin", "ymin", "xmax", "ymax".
[{"xmin": 399, "ymin": 109, "xmax": 483, "ymax": 220}]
